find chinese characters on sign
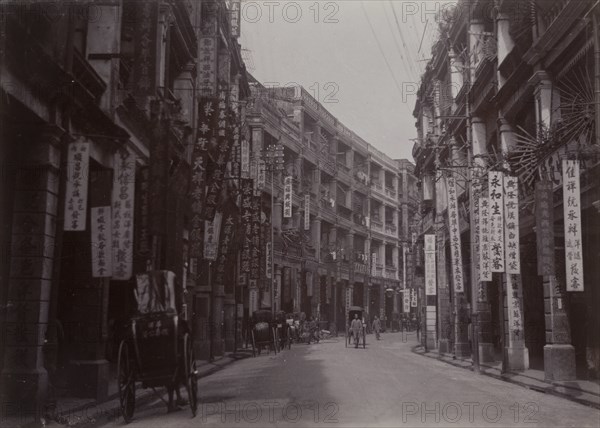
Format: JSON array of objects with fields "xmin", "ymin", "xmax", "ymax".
[
  {"xmin": 424, "ymin": 234, "xmax": 436, "ymax": 296},
  {"xmin": 535, "ymin": 181, "xmax": 555, "ymax": 276},
  {"xmin": 228, "ymin": 115, "xmax": 241, "ymax": 179},
  {"xmin": 283, "ymin": 176, "xmax": 293, "ymax": 218},
  {"xmin": 64, "ymin": 140, "xmax": 90, "ymax": 231},
  {"xmin": 112, "ymin": 150, "xmax": 136, "ymax": 280},
  {"xmin": 488, "ymin": 171, "xmax": 505, "ymax": 272},
  {"xmin": 503, "ymin": 176, "xmax": 521, "ymax": 274},
  {"xmin": 371, "ymin": 253, "xmax": 377, "ymax": 277},
  {"xmin": 204, "ymin": 213, "xmax": 222, "ymax": 261},
  {"xmin": 506, "ymin": 274, "xmax": 524, "ymax": 343},
  {"xmin": 446, "ymin": 177, "xmax": 464, "ymax": 293},
  {"xmin": 240, "ymin": 179, "xmax": 253, "ymax": 276},
  {"xmin": 411, "ymin": 288, "xmax": 417, "ymax": 307},
  {"xmin": 91, "ymin": 207, "xmax": 112, "ymax": 278},
  {"xmin": 203, "ymin": 85, "xmax": 233, "ymax": 221},
  {"xmin": 199, "ymin": 2, "xmax": 218, "ymax": 95},
  {"xmin": 479, "ymin": 197, "xmax": 492, "ymax": 282},
  {"xmin": 403, "ymin": 290, "xmax": 410, "ymax": 313},
  {"xmin": 250, "ymin": 194, "xmax": 261, "ymax": 280},
  {"xmin": 304, "ymin": 194, "xmax": 310, "ymax": 231},
  {"xmin": 241, "ymin": 139, "xmax": 250, "ymax": 178},
  {"xmin": 132, "ymin": 2, "xmax": 157, "ymax": 95},
  {"xmin": 229, "ymin": 0, "xmax": 241, "ymax": 37},
  {"xmin": 265, "ymin": 242, "xmax": 272, "ymax": 280},
  {"xmin": 562, "ymin": 160, "xmax": 584, "ymax": 291},
  {"xmin": 215, "ymin": 214, "xmax": 236, "ymax": 291}
]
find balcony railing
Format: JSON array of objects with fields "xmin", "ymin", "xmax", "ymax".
[
  {"xmin": 370, "ymin": 219, "xmax": 383, "ymax": 232},
  {"xmin": 385, "ymin": 267, "xmax": 398, "ymax": 280},
  {"xmin": 384, "ymin": 223, "xmax": 397, "ymax": 236},
  {"xmin": 385, "ymin": 186, "xmax": 396, "ymax": 198}
]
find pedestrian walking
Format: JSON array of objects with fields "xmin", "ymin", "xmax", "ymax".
[
  {"xmin": 350, "ymin": 314, "xmax": 362, "ymax": 348},
  {"xmin": 372, "ymin": 316, "xmax": 381, "ymax": 340}
]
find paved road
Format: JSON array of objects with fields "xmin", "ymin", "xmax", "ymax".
[{"xmin": 97, "ymin": 332, "xmax": 600, "ymax": 427}]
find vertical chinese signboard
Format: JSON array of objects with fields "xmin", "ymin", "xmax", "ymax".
[
  {"xmin": 304, "ymin": 194, "xmax": 310, "ymax": 230},
  {"xmin": 203, "ymin": 85, "xmax": 233, "ymax": 221},
  {"xmin": 479, "ymin": 197, "xmax": 492, "ymax": 282},
  {"xmin": 283, "ymin": 176, "xmax": 293, "ymax": 218},
  {"xmin": 228, "ymin": 116, "xmax": 241, "ymax": 180},
  {"xmin": 503, "ymin": 176, "xmax": 521, "ymax": 274},
  {"xmin": 64, "ymin": 140, "xmax": 90, "ymax": 231},
  {"xmin": 91, "ymin": 207, "xmax": 112, "ymax": 277},
  {"xmin": 132, "ymin": 1, "xmax": 157, "ymax": 95},
  {"xmin": 424, "ymin": 234, "xmax": 436, "ymax": 296},
  {"xmin": 229, "ymin": 0, "xmax": 241, "ymax": 38},
  {"xmin": 446, "ymin": 177, "xmax": 464, "ymax": 293},
  {"xmin": 240, "ymin": 179, "xmax": 253, "ymax": 277},
  {"xmin": 204, "ymin": 213, "xmax": 222, "ymax": 261},
  {"xmin": 241, "ymin": 139, "xmax": 250, "ymax": 178},
  {"xmin": 506, "ymin": 274, "xmax": 524, "ymax": 341},
  {"xmin": 488, "ymin": 171, "xmax": 505, "ymax": 272},
  {"xmin": 215, "ymin": 213, "xmax": 236, "ymax": 292},
  {"xmin": 371, "ymin": 253, "xmax": 377, "ymax": 277},
  {"xmin": 265, "ymin": 242, "xmax": 272, "ymax": 280},
  {"xmin": 403, "ymin": 290, "xmax": 410, "ymax": 313},
  {"xmin": 411, "ymin": 288, "xmax": 417, "ymax": 307},
  {"xmin": 199, "ymin": 2, "xmax": 218, "ymax": 96},
  {"xmin": 535, "ymin": 181, "xmax": 555, "ymax": 276},
  {"xmin": 562, "ymin": 160, "xmax": 584, "ymax": 291},
  {"xmin": 257, "ymin": 160, "xmax": 266, "ymax": 189},
  {"xmin": 112, "ymin": 150, "xmax": 136, "ymax": 280},
  {"xmin": 250, "ymin": 194, "xmax": 261, "ymax": 280}
]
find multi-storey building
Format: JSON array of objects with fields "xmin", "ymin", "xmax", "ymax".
[
  {"xmin": 245, "ymin": 82, "xmax": 418, "ymax": 333},
  {"xmin": 0, "ymin": 0, "xmax": 248, "ymax": 410},
  {"xmin": 413, "ymin": 0, "xmax": 599, "ymax": 381}
]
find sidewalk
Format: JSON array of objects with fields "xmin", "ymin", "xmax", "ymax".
[
  {"xmin": 2, "ymin": 349, "xmax": 253, "ymax": 428},
  {"xmin": 413, "ymin": 345, "xmax": 600, "ymax": 410}
]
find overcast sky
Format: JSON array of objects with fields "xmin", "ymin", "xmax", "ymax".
[{"xmin": 240, "ymin": 1, "xmax": 453, "ymax": 162}]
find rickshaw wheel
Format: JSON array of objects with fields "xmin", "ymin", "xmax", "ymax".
[
  {"xmin": 117, "ymin": 340, "xmax": 135, "ymax": 423},
  {"xmin": 183, "ymin": 333, "xmax": 198, "ymax": 417}
]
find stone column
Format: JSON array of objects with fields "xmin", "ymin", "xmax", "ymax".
[
  {"xmin": 496, "ymin": 8, "xmax": 515, "ymax": 87},
  {"xmin": 530, "ymin": 71, "xmax": 575, "ymax": 380},
  {"xmin": 436, "ymin": 220, "xmax": 451, "ymax": 354},
  {"xmin": 502, "ymin": 275, "xmax": 530, "ymax": 371},
  {"xmin": 449, "ymin": 48, "xmax": 464, "ymax": 100},
  {"xmin": 311, "ymin": 218, "xmax": 321, "ymax": 262},
  {"xmin": 274, "ymin": 267, "xmax": 282, "ymax": 314},
  {"xmin": 1, "ymin": 127, "xmax": 62, "ymax": 412},
  {"xmin": 469, "ymin": 19, "xmax": 485, "ymax": 82}
]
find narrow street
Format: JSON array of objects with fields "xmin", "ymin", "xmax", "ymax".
[{"xmin": 96, "ymin": 333, "xmax": 599, "ymax": 428}]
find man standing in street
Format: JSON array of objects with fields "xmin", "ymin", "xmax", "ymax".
[
  {"xmin": 372, "ymin": 316, "xmax": 381, "ymax": 340},
  {"xmin": 350, "ymin": 314, "xmax": 362, "ymax": 348}
]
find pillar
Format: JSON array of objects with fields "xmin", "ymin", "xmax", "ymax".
[
  {"xmin": 312, "ymin": 218, "xmax": 321, "ymax": 262},
  {"xmin": 1, "ymin": 127, "xmax": 62, "ymax": 412},
  {"xmin": 436, "ymin": 219, "xmax": 451, "ymax": 354},
  {"xmin": 469, "ymin": 19, "xmax": 485, "ymax": 82},
  {"xmin": 449, "ymin": 48, "xmax": 464, "ymax": 100},
  {"xmin": 274, "ymin": 267, "xmax": 282, "ymax": 313},
  {"xmin": 496, "ymin": 8, "xmax": 515, "ymax": 87},
  {"xmin": 502, "ymin": 275, "xmax": 530, "ymax": 371}
]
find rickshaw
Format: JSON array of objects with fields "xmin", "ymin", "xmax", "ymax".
[
  {"xmin": 345, "ymin": 306, "xmax": 366, "ymax": 349},
  {"xmin": 249, "ymin": 310, "xmax": 278, "ymax": 357},
  {"xmin": 117, "ymin": 271, "xmax": 198, "ymax": 423}
]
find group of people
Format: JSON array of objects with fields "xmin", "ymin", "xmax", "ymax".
[{"xmin": 349, "ymin": 313, "xmax": 422, "ymax": 348}]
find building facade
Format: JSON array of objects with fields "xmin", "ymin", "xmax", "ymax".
[
  {"xmin": 245, "ymin": 83, "xmax": 418, "ymax": 333},
  {"xmin": 0, "ymin": 0, "xmax": 248, "ymax": 412},
  {"xmin": 413, "ymin": 0, "xmax": 599, "ymax": 380}
]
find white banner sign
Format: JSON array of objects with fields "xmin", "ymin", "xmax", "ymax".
[
  {"xmin": 403, "ymin": 290, "xmax": 410, "ymax": 312},
  {"xmin": 479, "ymin": 197, "xmax": 492, "ymax": 281},
  {"xmin": 283, "ymin": 176, "xmax": 293, "ymax": 218},
  {"xmin": 249, "ymin": 286, "xmax": 259, "ymax": 314},
  {"xmin": 112, "ymin": 150, "xmax": 136, "ymax": 280},
  {"xmin": 411, "ymin": 288, "xmax": 417, "ymax": 307},
  {"xmin": 64, "ymin": 140, "xmax": 90, "ymax": 231},
  {"xmin": 241, "ymin": 139, "xmax": 250, "ymax": 178},
  {"xmin": 446, "ymin": 177, "xmax": 464, "ymax": 293},
  {"xmin": 257, "ymin": 160, "xmax": 266, "ymax": 189},
  {"xmin": 424, "ymin": 234, "xmax": 436, "ymax": 296},
  {"xmin": 204, "ymin": 212, "xmax": 222, "ymax": 261},
  {"xmin": 91, "ymin": 206, "xmax": 112, "ymax": 277},
  {"xmin": 562, "ymin": 160, "xmax": 584, "ymax": 291},
  {"xmin": 304, "ymin": 194, "xmax": 310, "ymax": 230},
  {"xmin": 504, "ymin": 176, "xmax": 521, "ymax": 274},
  {"xmin": 489, "ymin": 171, "xmax": 505, "ymax": 272},
  {"xmin": 371, "ymin": 253, "xmax": 377, "ymax": 276},
  {"xmin": 506, "ymin": 274, "xmax": 524, "ymax": 342}
]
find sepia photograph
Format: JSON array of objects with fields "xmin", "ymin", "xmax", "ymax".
[{"xmin": 0, "ymin": 0, "xmax": 599, "ymax": 427}]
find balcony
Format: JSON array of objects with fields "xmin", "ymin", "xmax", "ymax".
[
  {"xmin": 385, "ymin": 266, "xmax": 398, "ymax": 280},
  {"xmin": 384, "ymin": 223, "xmax": 397, "ymax": 236},
  {"xmin": 374, "ymin": 265, "xmax": 384, "ymax": 277},
  {"xmin": 384, "ymin": 186, "xmax": 396, "ymax": 199},
  {"xmin": 370, "ymin": 218, "xmax": 383, "ymax": 233}
]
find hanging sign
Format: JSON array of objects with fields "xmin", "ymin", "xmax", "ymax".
[
  {"xmin": 371, "ymin": 253, "xmax": 377, "ymax": 277},
  {"xmin": 503, "ymin": 176, "xmax": 521, "ymax": 274},
  {"xmin": 215, "ymin": 213, "xmax": 236, "ymax": 290},
  {"xmin": 479, "ymin": 197, "xmax": 492, "ymax": 281},
  {"xmin": 240, "ymin": 179, "xmax": 253, "ymax": 275},
  {"xmin": 257, "ymin": 159, "xmax": 266, "ymax": 189},
  {"xmin": 112, "ymin": 150, "xmax": 136, "ymax": 280},
  {"xmin": 506, "ymin": 274, "xmax": 524, "ymax": 342},
  {"xmin": 136, "ymin": 167, "xmax": 151, "ymax": 256},
  {"xmin": 249, "ymin": 287, "xmax": 259, "ymax": 314},
  {"xmin": 64, "ymin": 140, "xmax": 90, "ymax": 231},
  {"xmin": 250, "ymin": 194, "xmax": 261, "ymax": 280},
  {"xmin": 488, "ymin": 171, "xmax": 505, "ymax": 272},
  {"xmin": 228, "ymin": 117, "xmax": 241, "ymax": 179},
  {"xmin": 403, "ymin": 290, "xmax": 410, "ymax": 312},
  {"xmin": 535, "ymin": 181, "xmax": 555, "ymax": 276},
  {"xmin": 283, "ymin": 176, "xmax": 293, "ymax": 218},
  {"xmin": 562, "ymin": 160, "xmax": 584, "ymax": 291},
  {"xmin": 241, "ymin": 139, "xmax": 250, "ymax": 178},
  {"xmin": 198, "ymin": 2, "xmax": 218, "ymax": 95},
  {"xmin": 132, "ymin": 1, "xmax": 158, "ymax": 95},
  {"xmin": 304, "ymin": 194, "xmax": 310, "ymax": 230},
  {"xmin": 91, "ymin": 206, "xmax": 112, "ymax": 277},
  {"xmin": 424, "ymin": 234, "xmax": 436, "ymax": 296},
  {"xmin": 411, "ymin": 288, "xmax": 417, "ymax": 307},
  {"xmin": 265, "ymin": 242, "xmax": 272, "ymax": 280},
  {"xmin": 446, "ymin": 176, "xmax": 464, "ymax": 293},
  {"xmin": 204, "ymin": 213, "xmax": 222, "ymax": 261}
]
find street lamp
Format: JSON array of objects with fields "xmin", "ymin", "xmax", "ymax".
[{"xmin": 263, "ymin": 143, "xmax": 284, "ymax": 314}]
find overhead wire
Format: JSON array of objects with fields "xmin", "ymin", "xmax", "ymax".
[{"xmin": 382, "ymin": 1, "xmax": 418, "ymax": 83}]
